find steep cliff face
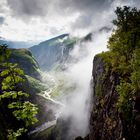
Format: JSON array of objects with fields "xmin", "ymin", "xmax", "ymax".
[
  {"xmin": 89, "ymin": 55, "xmax": 140, "ymax": 140},
  {"xmin": 89, "ymin": 55, "xmax": 120, "ymax": 140}
]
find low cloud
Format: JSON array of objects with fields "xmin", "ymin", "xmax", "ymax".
[
  {"xmin": 7, "ymin": 0, "xmax": 51, "ymax": 18},
  {"xmin": 58, "ymin": 29, "xmax": 112, "ymax": 139},
  {"xmin": 0, "ymin": 0, "xmax": 139, "ymax": 41},
  {"xmin": 6, "ymin": 0, "xmax": 111, "ymax": 18},
  {"xmin": 0, "ymin": 17, "xmax": 5, "ymax": 25}
]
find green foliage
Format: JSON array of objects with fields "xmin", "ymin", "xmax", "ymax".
[
  {"xmin": 7, "ymin": 128, "xmax": 27, "ymax": 140},
  {"xmin": 25, "ymin": 75, "xmax": 48, "ymax": 92},
  {"xmin": 106, "ymin": 6, "xmax": 140, "ymax": 120},
  {"xmin": 130, "ymin": 48, "xmax": 140, "ymax": 92},
  {"xmin": 97, "ymin": 51, "xmax": 112, "ymax": 74},
  {"xmin": 116, "ymin": 81, "xmax": 134, "ymax": 119},
  {"xmin": 9, "ymin": 48, "xmax": 40, "ymax": 79},
  {"xmin": 95, "ymin": 83, "xmax": 102, "ymax": 99},
  {"xmin": 99, "ymin": 6, "xmax": 140, "ymax": 120},
  {"xmin": 0, "ymin": 45, "xmax": 38, "ymax": 139},
  {"xmin": 0, "ymin": 64, "xmax": 24, "ymax": 90},
  {"xmin": 0, "ymin": 44, "xmax": 11, "ymax": 62},
  {"xmin": 108, "ymin": 6, "xmax": 140, "ymax": 74},
  {"xmin": 0, "ymin": 91, "xmax": 28, "ymax": 101},
  {"xmin": 11, "ymin": 49, "xmax": 39, "ymax": 70},
  {"xmin": 11, "ymin": 101, "xmax": 38, "ymax": 127}
]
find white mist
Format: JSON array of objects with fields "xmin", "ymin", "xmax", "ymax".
[{"xmin": 60, "ymin": 30, "xmax": 111, "ymax": 139}]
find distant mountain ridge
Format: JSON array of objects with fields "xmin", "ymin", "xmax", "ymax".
[
  {"xmin": 29, "ymin": 34, "xmax": 78, "ymax": 71},
  {"xmin": 29, "ymin": 33, "xmax": 92, "ymax": 71},
  {"xmin": 39, "ymin": 34, "xmax": 69, "ymax": 46}
]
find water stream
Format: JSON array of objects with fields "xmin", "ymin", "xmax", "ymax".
[{"xmin": 28, "ymin": 82, "xmax": 65, "ymax": 135}]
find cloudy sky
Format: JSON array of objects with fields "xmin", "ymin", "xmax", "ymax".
[{"xmin": 0, "ymin": 0, "xmax": 140, "ymax": 42}]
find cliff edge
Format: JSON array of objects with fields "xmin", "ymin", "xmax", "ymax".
[{"xmin": 89, "ymin": 54, "xmax": 140, "ymax": 140}]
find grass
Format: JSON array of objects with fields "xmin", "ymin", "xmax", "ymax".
[{"xmin": 26, "ymin": 75, "xmax": 48, "ymax": 93}]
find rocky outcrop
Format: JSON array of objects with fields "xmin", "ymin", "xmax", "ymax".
[{"xmin": 89, "ymin": 55, "xmax": 140, "ymax": 140}]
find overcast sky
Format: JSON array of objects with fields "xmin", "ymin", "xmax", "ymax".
[{"xmin": 0, "ymin": 0, "xmax": 139, "ymax": 42}]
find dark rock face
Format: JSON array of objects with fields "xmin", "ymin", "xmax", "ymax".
[
  {"xmin": 54, "ymin": 117, "xmax": 72, "ymax": 140},
  {"xmin": 89, "ymin": 55, "xmax": 121, "ymax": 140},
  {"xmin": 89, "ymin": 55, "xmax": 140, "ymax": 140}
]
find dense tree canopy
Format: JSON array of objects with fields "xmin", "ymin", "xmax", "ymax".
[
  {"xmin": 107, "ymin": 6, "xmax": 140, "ymax": 121},
  {"xmin": 108, "ymin": 6, "xmax": 140, "ymax": 74}
]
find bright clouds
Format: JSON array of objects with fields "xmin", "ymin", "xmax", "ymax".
[{"xmin": 0, "ymin": 0, "xmax": 140, "ymax": 42}]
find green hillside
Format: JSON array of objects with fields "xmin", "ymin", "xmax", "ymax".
[{"xmin": 9, "ymin": 48, "xmax": 40, "ymax": 79}]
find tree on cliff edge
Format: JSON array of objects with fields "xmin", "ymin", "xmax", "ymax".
[{"xmin": 107, "ymin": 6, "xmax": 140, "ymax": 139}]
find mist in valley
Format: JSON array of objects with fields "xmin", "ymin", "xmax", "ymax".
[
  {"xmin": 1, "ymin": 0, "xmax": 140, "ymax": 139},
  {"xmin": 37, "ymin": 30, "xmax": 111, "ymax": 139},
  {"xmin": 36, "ymin": 0, "xmax": 140, "ymax": 138},
  {"xmin": 60, "ymin": 31, "xmax": 111, "ymax": 138}
]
